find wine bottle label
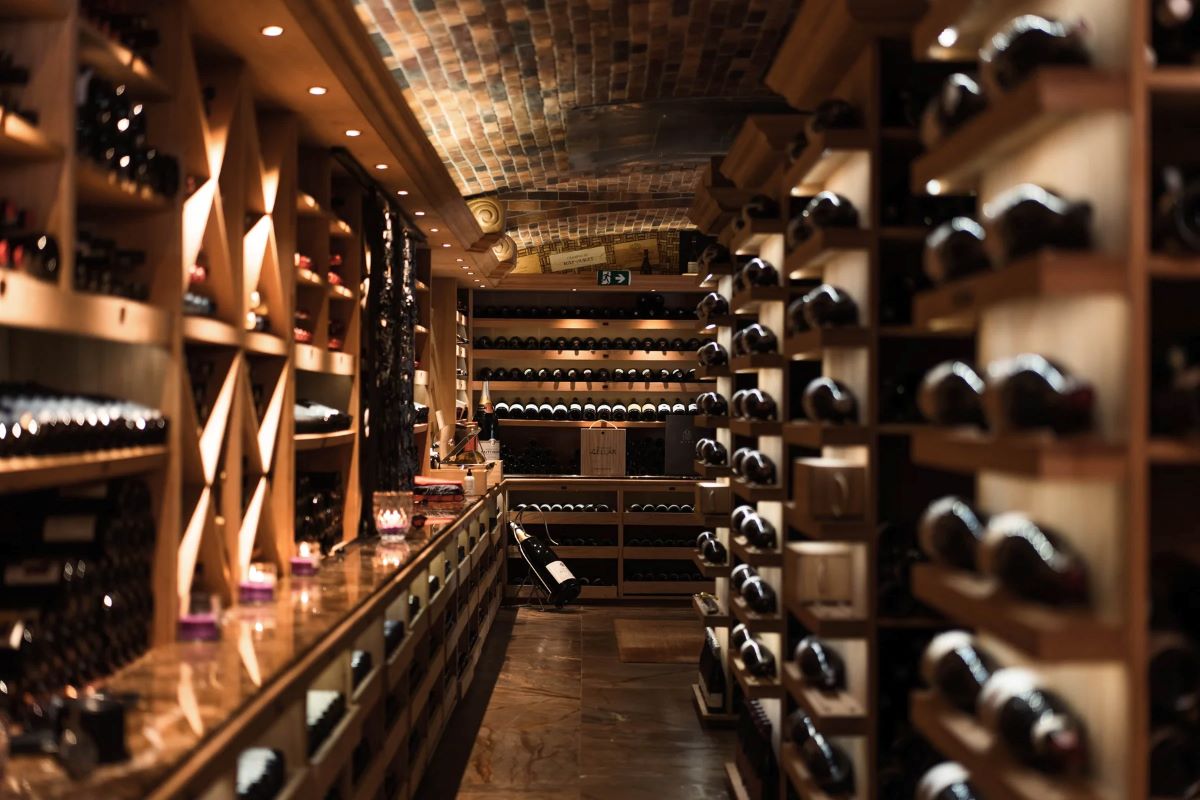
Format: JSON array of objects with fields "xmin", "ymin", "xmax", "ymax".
[
  {"xmin": 545, "ymin": 560, "xmax": 574, "ymax": 584},
  {"xmin": 43, "ymin": 514, "xmax": 98, "ymax": 543},
  {"xmin": 480, "ymin": 439, "xmax": 500, "ymax": 462}
]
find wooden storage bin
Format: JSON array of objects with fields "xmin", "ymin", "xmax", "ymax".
[{"xmin": 790, "ymin": 457, "xmax": 866, "ymax": 520}]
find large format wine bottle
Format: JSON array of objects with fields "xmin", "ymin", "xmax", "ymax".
[
  {"xmin": 978, "ymin": 668, "xmax": 1088, "ymax": 774},
  {"xmin": 477, "ymin": 381, "xmax": 500, "ymax": 462},
  {"xmin": 982, "ymin": 354, "xmax": 1094, "ymax": 435},
  {"xmin": 979, "ymin": 16, "xmax": 1091, "ymax": 94},
  {"xmin": 980, "ymin": 513, "xmax": 1090, "ymax": 605},
  {"xmin": 919, "ymin": 360, "xmax": 986, "ymax": 426},
  {"xmin": 509, "ymin": 521, "xmax": 580, "ymax": 606},
  {"xmin": 794, "ymin": 636, "xmax": 846, "ymax": 691},
  {"xmin": 916, "ymin": 763, "xmax": 982, "ymax": 800},
  {"xmin": 920, "ymin": 630, "xmax": 998, "ymax": 713},
  {"xmin": 918, "ymin": 495, "xmax": 988, "ymax": 570}
]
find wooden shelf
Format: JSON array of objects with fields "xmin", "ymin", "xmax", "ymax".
[
  {"xmin": 912, "ymin": 564, "xmax": 1123, "ymax": 661},
  {"xmin": 1147, "ymin": 437, "xmax": 1200, "ymax": 465},
  {"xmin": 731, "ymin": 536, "xmax": 782, "ymax": 567},
  {"xmin": 728, "ymin": 418, "xmax": 783, "ymax": 437},
  {"xmin": 473, "ymin": 349, "xmax": 695, "ymax": 362},
  {"xmin": 785, "ymin": 228, "xmax": 872, "ymax": 280},
  {"xmin": 782, "ymin": 662, "xmax": 868, "ymax": 736},
  {"xmin": 0, "ymin": 272, "xmax": 172, "ymax": 347},
  {"xmin": 911, "ymin": 428, "xmax": 1126, "ymax": 479},
  {"xmin": 785, "ymin": 327, "xmax": 871, "ymax": 359},
  {"xmin": 693, "ymin": 414, "xmax": 729, "ymax": 429},
  {"xmin": 479, "ymin": 382, "xmax": 711, "ymax": 393},
  {"xmin": 731, "ymin": 478, "xmax": 786, "ymax": 503},
  {"xmin": 780, "ymin": 743, "xmax": 849, "ymax": 800},
  {"xmin": 731, "ymin": 352, "xmax": 786, "ymax": 372},
  {"xmin": 244, "ymin": 332, "xmax": 289, "ymax": 357},
  {"xmin": 731, "ymin": 595, "xmax": 785, "ymax": 634},
  {"xmin": 785, "ymin": 597, "xmax": 868, "ymax": 638},
  {"xmin": 693, "ymin": 553, "xmax": 730, "ymax": 581},
  {"xmin": 508, "ymin": 511, "xmax": 620, "ymax": 524},
  {"xmin": 624, "ymin": 546, "xmax": 696, "ymax": 560},
  {"xmin": 730, "ymin": 654, "xmax": 785, "ymax": 699},
  {"xmin": 295, "ymin": 430, "xmax": 355, "ymax": 451},
  {"xmin": 731, "ymin": 285, "xmax": 789, "ymax": 314},
  {"xmin": 911, "ymin": 690, "xmax": 1103, "ymax": 800},
  {"xmin": 914, "ymin": 251, "xmax": 1125, "ymax": 330},
  {"xmin": 783, "ymin": 422, "xmax": 871, "ymax": 448},
  {"xmin": 692, "ymin": 683, "xmax": 737, "ymax": 728},
  {"xmin": 473, "ymin": 317, "xmax": 703, "ymax": 331},
  {"xmin": 782, "ymin": 128, "xmax": 871, "ymax": 194},
  {"xmin": 78, "ymin": 18, "xmax": 170, "ymax": 99},
  {"xmin": 0, "ymin": 445, "xmax": 168, "ymax": 494},
  {"xmin": 911, "ymin": 68, "xmax": 1128, "ymax": 194},
  {"xmin": 295, "ymin": 343, "xmax": 356, "ymax": 376},
  {"xmin": 578, "ymin": 585, "xmax": 619, "ymax": 600},
  {"xmin": 622, "ymin": 580, "xmax": 713, "ymax": 595},
  {"xmin": 182, "ymin": 316, "xmax": 241, "ymax": 348},
  {"xmin": 502, "ymin": 419, "xmax": 666, "ymax": 429},
  {"xmin": 1148, "ymin": 67, "xmax": 1200, "ymax": 95},
  {"xmin": 785, "ymin": 504, "xmax": 872, "ymax": 542},
  {"xmin": 0, "ymin": 0, "xmax": 71, "ymax": 19},
  {"xmin": 693, "ymin": 460, "xmax": 731, "ymax": 478},
  {"xmin": 695, "ymin": 363, "xmax": 732, "ymax": 379},
  {"xmin": 0, "ymin": 107, "xmax": 61, "ymax": 161},
  {"xmin": 507, "ymin": 545, "xmax": 619, "ymax": 559},
  {"xmin": 624, "ymin": 512, "xmax": 707, "ymax": 526},
  {"xmin": 1148, "ymin": 253, "xmax": 1200, "ymax": 279},
  {"xmin": 912, "ymin": 0, "xmax": 1024, "ymax": 60},
  {"xmin": 76, "ymin": 160, "xmax": 169, "ymax": 211},
  {"xmin": 726, "ymin": 218, "xmax": 787, "ymax": 256}
]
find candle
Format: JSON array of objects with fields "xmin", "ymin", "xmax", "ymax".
[
  {"xmin": 290, "ymin": 541, "xmax": 320, "ymax": 577},
  {"xmin": 374, "ymin": 490, "xmax": 413, "ymax": 544},
  {"xmin": 238, "ymin": 562, "xmax": 277, "ymax": 604},
  {"xmin": 178, "ymin": 593, "xmax": 221, "ymax": 642}
]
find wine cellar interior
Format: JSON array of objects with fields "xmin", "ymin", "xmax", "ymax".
[{"xmin": 1, "ymin": 1, "xmax": 1198, "ymax": 799}]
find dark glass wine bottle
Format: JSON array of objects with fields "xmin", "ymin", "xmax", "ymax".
[
  {"xmin": 739, "ymin": 511, "xmax": 776, "ymax": 549},
  {"xmin": 1150, "ymin": 725, "xmax": 1200, "ymax": 797},
  {"xmin": 802, "ymin": 378, "xmax": 858, "ymax": 424},
  {"xmin": 918, "ymin": 360, "xmax": 986, "ymax": 426},
  {"xmin": 696, "ymin": 292, "xmax": 730, "ymax": 325},
  {"xmin": 983, "ymin": 353, "xmax": 1094, "ymax": 434},
  {"xmin": 980, "ymin": 513, "xmax": 1090, "ymax": 605},
  {"xmin": 476, "ymin": 381, "xmax": 500, "ymax": 462},
  {"xmin": 739, "ymin": 636, "xmax": 777, "ymax": 677},
  {"xmin": 788, "ymin": 191, "xmax": 860, "ymax": 245},
  {"xmin": 983, "ymin": 184, "xmax": 1093, "ymax": 265},
  {"xmin": 741, "ymin": 323, "xmax": 778, "ymax": 354},
  {"xmin": 924, "ymin": 217, "xmax": 991, "ymax": 284},
  {"xmin": 740, "ymin": 451, "xmax": 776, "ymax": 485},
  {"xmin": 794, "ymin": 636, "xmax": 846, "ymax": 691},
  {"xmin": 734, "ymin": 257, "xmax": 779, "ymax": 291},
  {"xmin": 1150, "ymin": 632, "xmax": 1200, "ymax": 725},
  {"xmin": 1153, "ymin": 166, "xmax": 1200, "ymax": 253},
  {"xmin": 920, "ymin": 630, "xmax": 998, "ymax": 713},
  {"xmin": 979, "ymin": 16, "xmax": 1091, "ymax": 94},
  {"xmin": 740, "ymin": 576, "xmax": 776, "ymax": 614},
  {"xmin": 742, "ymin": 388, "xmax": 777, "ymax": 421},
  {"xmin": 509, "ymin": 521, "xmax": 580, "ymax": 606},
  {"xmin": 697, "ymin": 391, "xmax": 728, "ymax": 416},
  {"xmin": 920, "ymin": 73, "xmax": 987, "ymax": 148},
  {"xmin": 698, "ymin": 341, "xmax": 729, "ymax": 367},
  {"xmin": 793, "ymin": 284, "xmax": 859, "ymax": 332},
  {"xmin": 918, "ymin": 495, "xmax": 988, "ymax": 570},
  {"xmin": 978, "ymin": 667, "xmax": 1088, "ymax": 774},
  {"xmin": 695, "ymin": 438, "xmax": 728, "ymax": 466},
  {"xmin": 916, "ymin": 763, "xmax": 983, "ymax": 800}
]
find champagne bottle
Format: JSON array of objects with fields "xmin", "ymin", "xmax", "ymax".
[
  {"xmin": 924, "ymin": 217, "xmax": 992, "ymax": 284},
  {"xmin": 794, "ymin": 636, "xmax": 846, "ymax": 691},
  {"xmin": 979, "ymin": 15, "xmax": 1091, "ymax": 94},
  {"xmin": 476, "ymin": 381, "xmax": 500, "ymax": 461},
  {"xmin": 920, "ymin": 630, "xmax": 998, "ymax": 713},
  {"xmin": 918, "ymin": 361, "xmax": 986, "ymax": 426},
  {"xmin": 916, "ymin": 763, "xmax": 983, "ymax": 800},
  {"xmin": 978, "ymin": 668, "xmax": 1088, "ymax": 774},
  {"xmin": 509, "ymin": 521, "xmax": 580, "ymax": 606},
  {"xmin": 980, "ymin": 513, "xmax": 1090, "ymax": 605},
  {"xmin": 802, "ymin": 378, "xmax": 858, "ymax": 424},
  {"xmin": 983, "ymin": 354, "xmax": 1094, "ymax": 435},
  {"xmin": 982, "ymin": 184, "xmax": 1093, "ymax": 265},
  {"xmin": 918, "ymin": 495, "xmax": 988, "ymax": 570}
]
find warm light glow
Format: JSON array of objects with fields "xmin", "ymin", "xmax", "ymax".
[
  {"xmin": 937, "ymin": 27, "xmax": 959, "ymax": 48},
  {"xmin": 455, "ymin": 257, "xmax": 463, "ymax": 262},
  {"xmin": 308, "ymin": 86, "xmax": 327, "ymax": 96},
  {"xmin": 397, "ymin": 190, "xmax": 409, "ymax": 196},
  {"xmin": 375, "ymin": 164, "xmax": 388, "ymax": 170},
  {"xmin": 467, "ymin": 271, "xmax": 474, "ymax": 275},
  {"xmin": 261, "ymin": 25, "xmax": 284, "ymax": 37},
  {"xmin": 414, "ymin": 211, "xmax": 426, "ymax": 216},
  {"xmin": 345, "ymin": 129, "xmax": 362, "ymax": 137},
  {"xmin": 925, "ymin": 179, "xmax": 943, "ymax": 195},
  {"xmin": 429, "ymin": 227, "xmax": 439, "ymax": 232},
  {"xmin": 441, "ymin": 243, "xmax": 451, "ymax": 248}
]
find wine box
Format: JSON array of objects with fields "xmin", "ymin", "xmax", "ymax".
[
  {"xmin": 695, "ymin": 480, "xmax": 732, "ymax": 515},
  {"xmin": 580, "ymin": 421, "xmax": 627, "ymax": 477},
  {"xmin": 790, "ymin": 458, "xmax": 866, "ymax": 520},
  {"xmin": 788, "ymin": 549, "xmax": 854, "ymax": 605}
]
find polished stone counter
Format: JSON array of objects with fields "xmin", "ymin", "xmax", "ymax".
[{"xmin": 2, "ymin": 487, "xmax": 502, "ymax": 800}]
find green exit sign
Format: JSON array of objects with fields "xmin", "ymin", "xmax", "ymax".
[{"xmin": 596, "ymin": 270, "xmax": 631, "ymax": 286}]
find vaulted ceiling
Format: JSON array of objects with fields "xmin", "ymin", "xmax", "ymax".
[{"xmin": 355, "ymin": 0, "xmax": 796, "ymax": 258}]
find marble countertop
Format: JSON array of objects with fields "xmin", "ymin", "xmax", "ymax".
[{"xmin": 2, "ymin": 489, "xmax": 500, "ymax": 800}]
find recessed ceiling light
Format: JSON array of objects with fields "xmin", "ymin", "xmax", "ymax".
[
  {"xmin": 375, "ymin": 164, "xmax": 388, "ymax": 170},
  {"xmin": 441, "ymin": 243, "xmax": 451, "ymax": 248},
  {"xmin": 345, "ymin": 129, "xmax": 361, "ymax": 137},
  {"xmin": 414, "ymin": 211, "xmax": 425, "ymax": 216},
  {"xmin": 925, "ymin": 179, "xmax": 943, "ymax": 196},
  {"xmin": 429, "ymin": 227, "xmax": 439, "ymax": 233},
  {"xmin": 455, "ymin": 258, "xmax": 463, "ymax": 262},
  {"xmin": 467, "ymin": 271, "xmax": 474, "ymax": 275},
  {"xmin": 308, "ymin": 86, "xmax": 327, "ymax": 96},
  {"xmin": 937, "ymin": 27, "xmax": 959, "ymax": 48},
  {"xmin": 261, "ymin": 25, "xmax": 284, "ymax": 37},
  {"xmin": 461, "ymin": 265, "xmax": 469, "ymax": 270},
  {"xmin": 397, "ymin": 190, "xmax": 409, "ymax": 196}
]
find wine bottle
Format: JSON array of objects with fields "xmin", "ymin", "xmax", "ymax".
[
  {"xmin": 656, "ymin": 400, "xmax": 671, "ymax": 421},
  {"xmin": 982, "ymin": 353, "xmax": 1094, "ymax": 434},
  {"xmin": 696, "ymin": 293, "xmax": 730, "ymax": 325},
  {"xmin": 583, "ymin": 399, "xmax": 597, "ymax": 421},
  {"xmin": 808, "ymin": 98, "xmax": 862, "ymax": 133},
  {"xmin": 740, "ymin": 576, "xmax": 777, "ymax": 614},
  {"xmin": 788, "ymin": 191, "xmax": 860, "ymax": 246},
  {"xmin": 537, "ymin": 399, "xmax": 553, "ymax": 420},
  {"xmin": 739, "ymin": 636, "xmax": 777, "ymax": 677},
  {"xmin": 695, "ymin": 438, "xmax": 728, "ymax": 466},
  {"xmin": 698, "ymin": 341, "xmax": 729, "ymax": 368},
  {"xmin": 982, "ymin": 184, "xmax": 1093, "ymax": 265},
  {"xmin": 978, "ymin": 667, "xmax": 1088, "ymax": 774},
  {"xmin": 916, "ymin": 763, "xmax": 983, "ymax": 800},
  {"xmin": 697, "ymin": 391, "xmax": 729, "ymax": 416},
  {"xmin": 1150, "ymin": 632, "xmax": 1200, "ymax": 724},
  {"xmin": 640, "ymin": 401, "xmax": 656, "ymax": 420},
  {"xmin": 1153, "ymin": 166, "xmax": 1200, "ymax": 253},
  {"xmin": 476, "ymin": 382, "xmax": 501, "ymax": 462},
  {"xmin": 626, "ymin": 403, "xmax": 642, "ymax": 421},
  {"xmin": 924, "ymin": 217, "xmax": 992, "ymax": 284},
  {"xmin": 920, "ymin": 73, "xmax": 988, "ymax": 148},
  {"xmin": 700, "ymin": 536, "xmax": 727, "ymax": 564},
  {"xmin": 731, "ymin": 446, "xmax": 753, "ymax": 476},
  {"xmin": 918, "ymin": 360, "xmax": 986, "ymax": 426},
  {"xmin": 509, "ymin": 521, "xmax": 580, "ymax": 606},
  {"xmin": 742, "ymin": 388, "xmax": 778, "ymax": 421},
  {"xmin": 794, "ymin": 636, "xmax": 846, "ymax": 691},
  {"xmin": 735, "ymin": 195, "xmax": 780, "ymax": 231},
  {"xmin": 734, "ymin": 257, "xmax": 780, "ymax": 292},
  {"xmin": 790, "ymin": 284, "xmax": 859, "ymax": 332},
  {"xmin": 552, "ymin": 401, "xmax": 569, "ymax": 421},
  {"xmin": 800, "ymin": 726, "xmax": 856, "ymax": 794},
  {"xmin": 1150, "ymin": 725, "xmax": 1200, "ymax": 797},
  {"xmin": 980, "ymin": 513, "xmax": 1090, "ymax": 605},
  {"xmin": 1153, "ymin": 0, "xmax": 1200, "ymax": 66},
  {"xmin": 920, "ymin": 630, "xmax": 998, "ymax": 713},
  {"xmin": 738, "ymin": 510, "xmax": 776, "ymax": 549},
  {"xmin": 918, "ymin": 495, "xmax": 988, "ymax": 570},
  {"xmin": 612, "ymin": 403, "xmax": 627, "ymax": 421},
  {"xmin": 739, "ymin": 451, "xmax": 776, "ymax": 485},
  {"xmin": 507, "ymin": 400, "xmax": 526, "ymax": 420},
  {"xmin": 802, "ymin": 378, "xmax": 859, "ymax": 424},
  {"xmin": 979, "ymin": 16, "xmax": 1091, "ymax": 94},
  {"xmin": 731, "ymin": 565, "xmax": 756, "ymax": 594},
  {"xmin": 741, "ymin": 323, "xmax": 778, "ymax": 355}
]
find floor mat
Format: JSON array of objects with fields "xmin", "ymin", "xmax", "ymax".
[{"xmin": 613, "ymin": 617, "xmax": 703, "ymax": 663}]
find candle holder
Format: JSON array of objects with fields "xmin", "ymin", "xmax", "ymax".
[
  {"xmin": 290, "ymin": 541, "xmax": 321, "ymax": 577},
  {"xmin": 374, "ymin": 490, "xmax": 413, "ymax": 544},
  {"xmin": 179, "ymin": 592, "xmax": 221, "ymax": 642},
  {"xmin": 377, "ymin": 539, "xmax": 412, "ymax": 570},
  {"xmin": 239, "ymin": 562, "xmax": 277, "ymax": 604}
]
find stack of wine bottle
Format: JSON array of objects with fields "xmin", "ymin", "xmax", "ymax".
[
  {"xmin": 730, "ymin": 564, "xmax": 777, "ymax": 615},
  {"xmin": 478, "ymin": 366, "xmax": 700, "ymax": 383},
  {"xmin": 624, "ymin": 534, "xmax": 696, "ymax": 547},
  {"xmin": 236, "ymin": 747, "xmax": 287, "ymax": 800},
  {"xmin": 493, "ymin": 397, "xmax": 695, "ymax": 422},
  {"xmin": 305, "ymin": 689, "xmax": 347, "ymax": 755},
  {"xmin": 0, "ymin": 198, "xmax": 60, "ymax": 284},
  {"xmin": 512, "ymin": 502, "xmax": 614, "ymax": 513},
  {"xmin": 295, "ymin": 471, "xmax": 344, "ymax": 553},
  {"xmin": 499, "ymin": 440, "xmax": 573, "ymax": 475},
  {"xmin": 0, "ymin": 383, "xmax": 167, "ymax": 456},
  {"xmin": 731, "ymin": 505, "xmax": 777, "ymax": 549},
  {"xmin": 474, "ymin": 335, "xmax": 704, "ymax": 352},
  {"xmin": 474, "ymin": 293, "xmax": 694, "ymax": 320},
  {"xmin": 626, "ymin": 502, "xmax": 695, "ymax": 513},
  {"xmin": 0, "ymin": 478, "xmax": 156, "ymax": 727},
  {"xmin": 624, "ymin": 561, "xmax": 704, "ymax": 582}
]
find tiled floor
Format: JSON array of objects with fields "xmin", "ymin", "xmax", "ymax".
[{"xmin": 417, "ymin": 604, "xmax": 734, "ymax": 799}]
